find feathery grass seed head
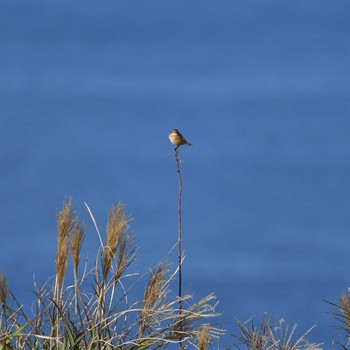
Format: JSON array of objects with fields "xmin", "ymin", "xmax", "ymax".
[
  {"xmin": 197, "ymin": 324, "xmax": 211, "ymax": 350},
  {"xmin": 102, "ymin": 202, "xmax": 132, "ymax": 282},
  {"xmin": 70, "ymin": 220, "xmax": 86, "ymax": 279},
  {"xmin": 340, "ymin": 293, "xmax": 350, "ymax": 326},
  {"xmin": 56, "ymin": 198, "xmax": 75, "ymax": 294},
  {"xmin": 139, "ymin": 262, "xmax": 168, "ymax": 333},
  {"xmin": 143, "ymin": 262, "xmax": 168, "ymax": 311},
  {"xmin": 114, "ymin": 233, "xmax": 135, "ymax": 283}
]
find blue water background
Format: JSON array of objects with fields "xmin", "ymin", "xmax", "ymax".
[{"xmin": 1, "ymin": 0, "xmax": 350, "ymax": 346}]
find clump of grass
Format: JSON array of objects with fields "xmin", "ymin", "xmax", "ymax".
[
  {"xmin": 233, "ymin": 314, "xmax": 321, "ymax": 350},
  {"xmin": 235, "ymin": 314, "xmax": 271, "ymax": 350},
  {"xmin": 0, "ymin": 199, "xmax": 220, "ymax": 349},
  {"xmin": 327, "ymin": 291, "xmax": 350, "ymax": 348}
]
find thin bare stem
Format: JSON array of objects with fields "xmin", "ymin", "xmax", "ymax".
[
  {"xmin": 0, "ymin": 271, "xmax": 8, "ymax": 310},
  {"xmin": 174, "ymin": 146, "xmax": 183, "ymax": 349}
]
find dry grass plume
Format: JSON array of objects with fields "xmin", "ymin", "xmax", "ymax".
[
  {"xmin": 102, "ymin": 203, "xmax": 132, "ymax": 283},
  {"xmin": 55, "ymin": 198, "xmax": 76, "ymax": 296}
]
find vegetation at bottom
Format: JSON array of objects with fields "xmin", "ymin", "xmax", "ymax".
[{"xmin": 0, "ymin": 199, "xmax": 349, "ymax": 349}]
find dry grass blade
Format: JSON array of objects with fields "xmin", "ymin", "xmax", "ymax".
[
  {"xmin": 102, "ymin": 203, "xmax": 132, "ymax": 282},
  {"xmin": 169, "ymin": 293, "xmax": 222, "ymax": 344},
  {"xmin": 269, "ymin": 319, "xmax": 320, "ymax": 350},
  {"xmin": 178, "ymin": 294, "xmax": 219, "ymax": 332},
  {"xmin": 84, "ymin": 201, "xmax": 104, "ymax": 251}
]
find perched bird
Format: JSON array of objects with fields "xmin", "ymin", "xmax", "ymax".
[{"xmin": 168, "ymin": 129, "xmax": 193, "ymax": 148}]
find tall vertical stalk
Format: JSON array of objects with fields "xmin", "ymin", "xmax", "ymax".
[
  {"xmin": 175, "ymin": 148, "xmax": 183, "ymax": 308},
  {"xmin": 174, "ymin": 147, "xmax": 183, "ymax": 349}
]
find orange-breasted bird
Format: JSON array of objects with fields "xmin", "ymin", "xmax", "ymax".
[{"xmin": 168, "ymin": 129, "xmax": 193, "ymax": 148}]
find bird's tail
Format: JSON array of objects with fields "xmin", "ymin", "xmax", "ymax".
[{"xmin": 187, "ymin": 142, "xmax": 193, "ymax": 146}]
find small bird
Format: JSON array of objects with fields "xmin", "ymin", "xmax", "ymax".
[{"xmin": 168, "ymin": 129, "xmax": 193, "ymax": 148}]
